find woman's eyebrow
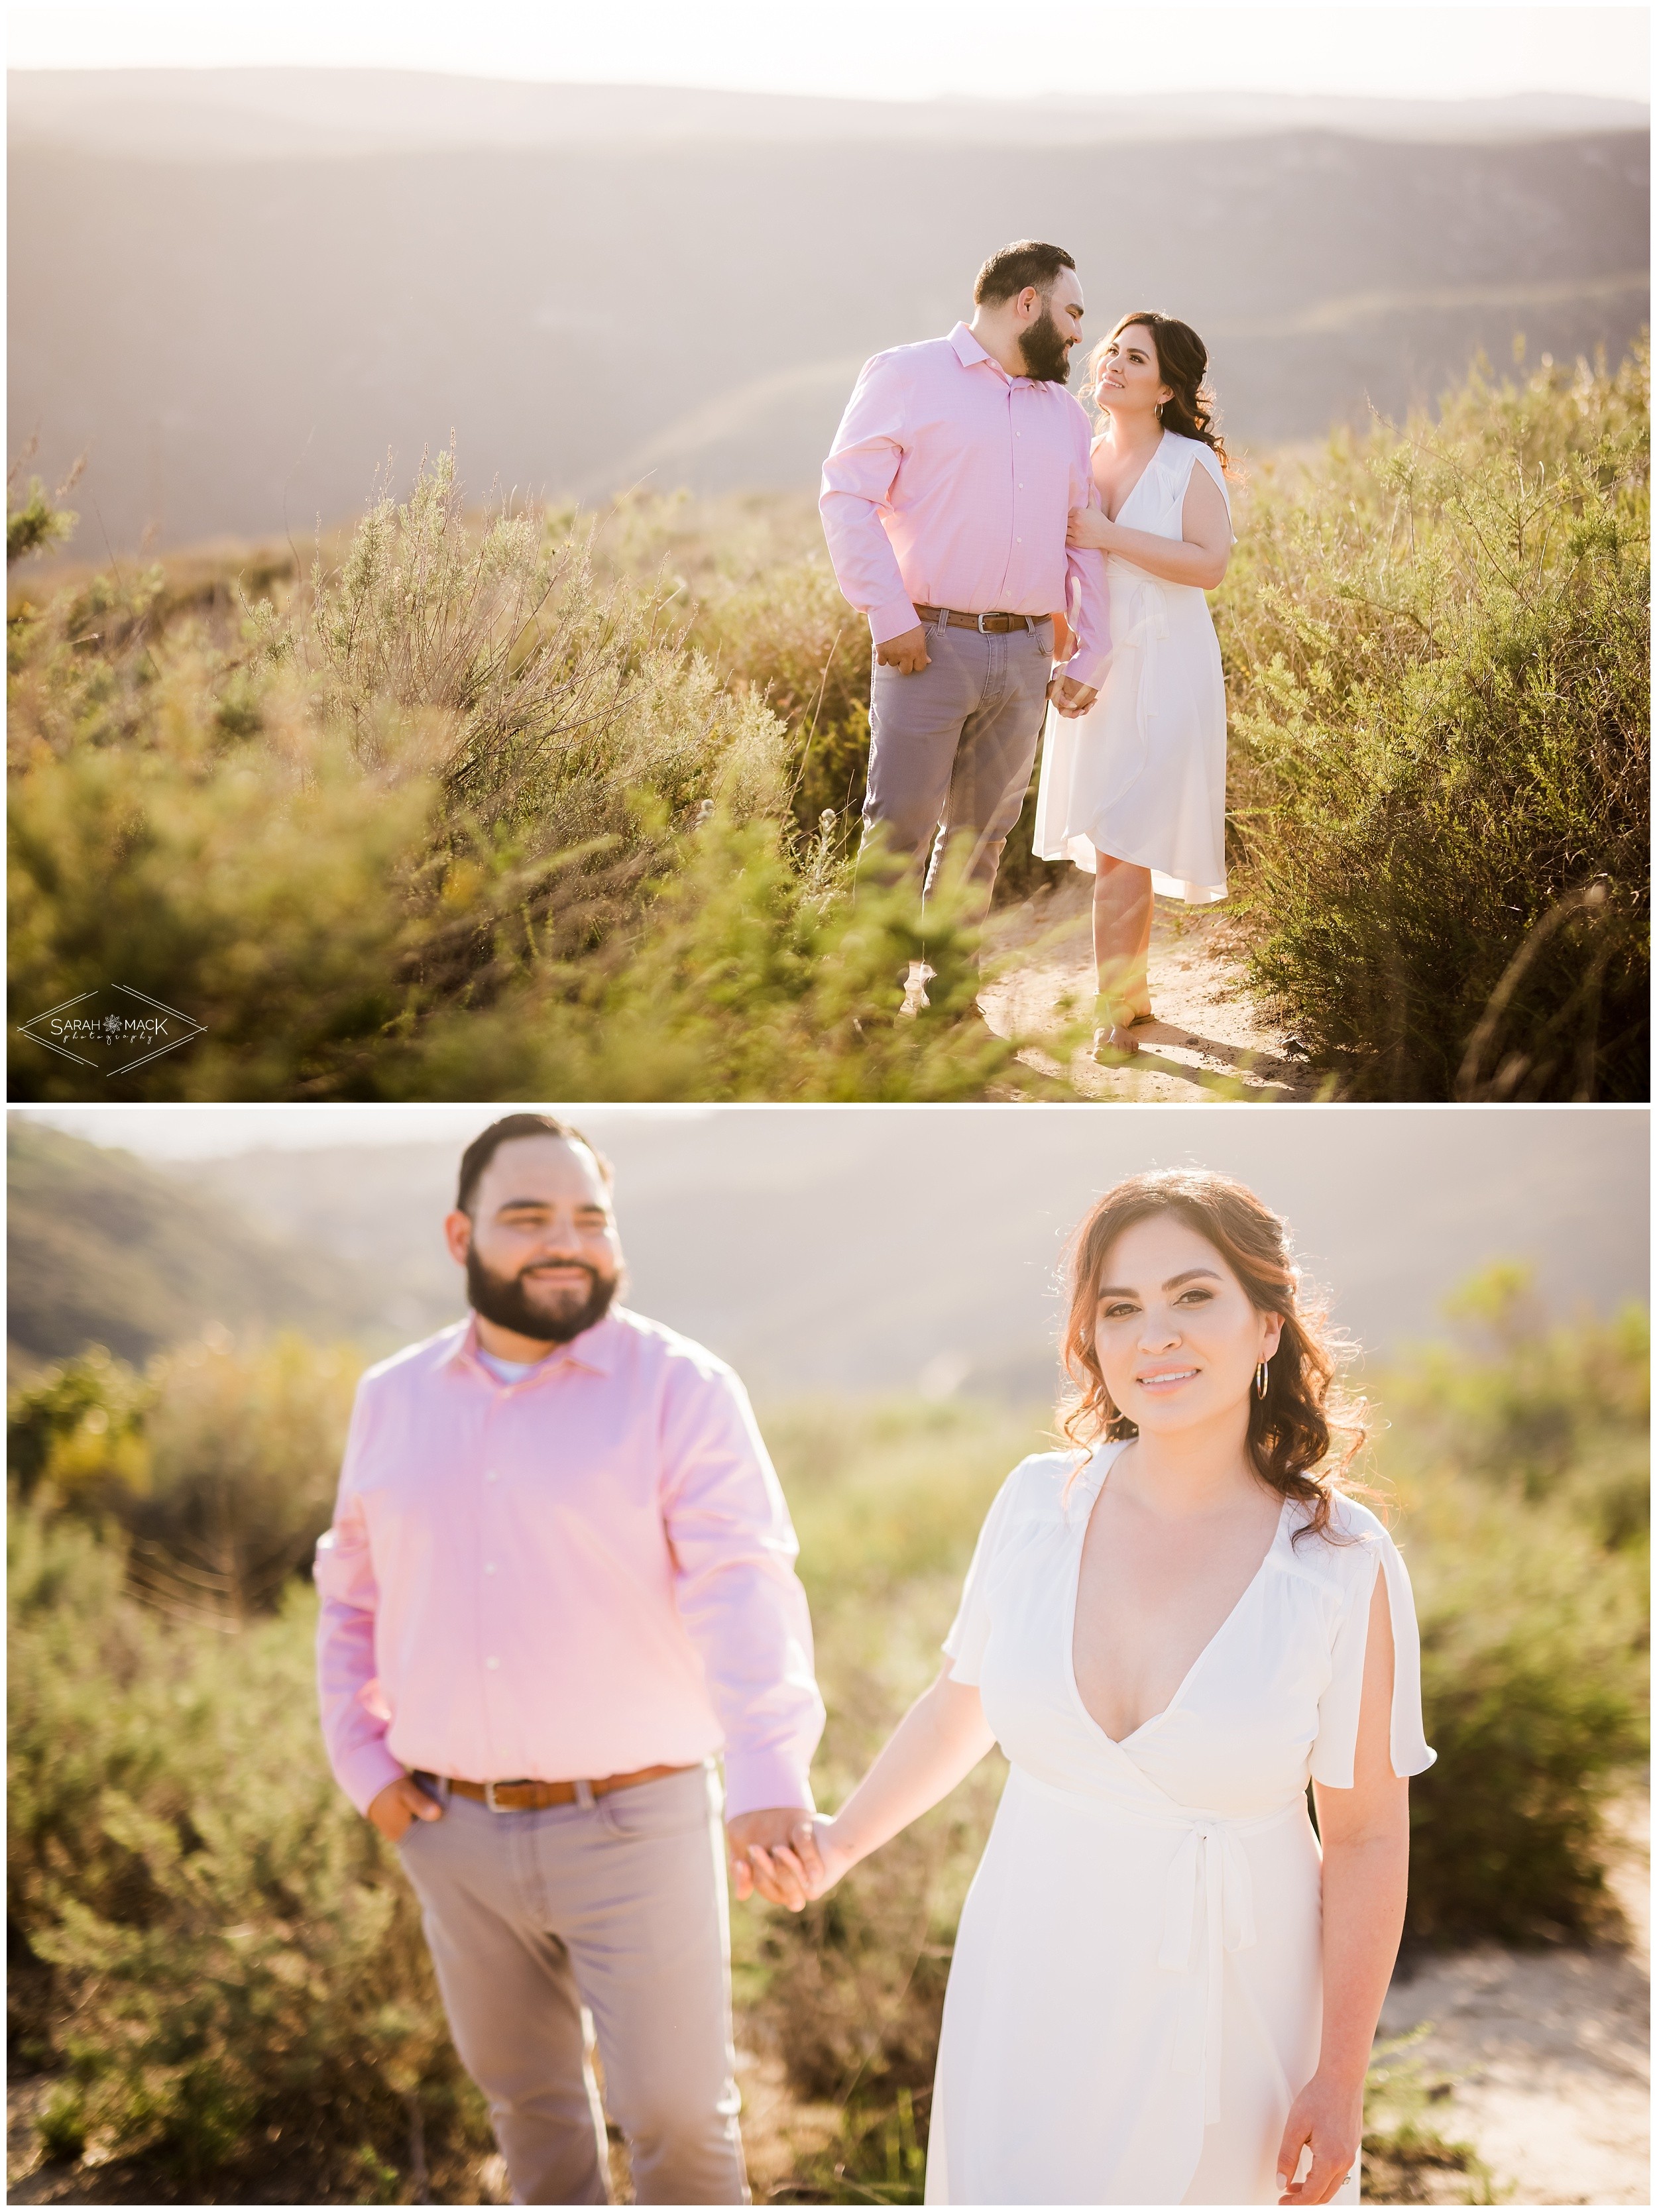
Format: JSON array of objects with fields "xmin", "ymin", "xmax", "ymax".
[{"xmin": 1096, "ymin": 1267, "xmax": 1223, "ymax": 1298}]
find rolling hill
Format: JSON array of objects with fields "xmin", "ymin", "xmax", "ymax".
[
  {"xmin": 4, "ymin": 1117, "xmax": 398, "ymax": 1378},
  {"xmin": 8, "ymin": 71, "xmax": 1648, "ymax": 551},
  {"xmin": 12, "ymin": 1107, "xmax": 1647, "ymax": 1404}
]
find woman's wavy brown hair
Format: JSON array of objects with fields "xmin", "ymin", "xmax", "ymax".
[
  {"xmin": 1058, "ymin": 1169, "xmax": 1367, "ymax": 1543},
  {"xmin": 1084, "ymin": 309, "xmax": 1230, "ymax": 472}
]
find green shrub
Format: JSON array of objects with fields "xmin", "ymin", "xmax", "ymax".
[
  {"xmin": 7, "ymin": 440, "xmax": 80, "ymax": 569},
  {"xmin": 8, "ymin": 1504, "xmax": 490, "ymax": 2196},
  {"xmin": 7, "ymin": 1345, "xmax": 155, "ymax": 1508},
  {"xmin": 1360, "ymin": 2028, "xmax": 1496, "ymax": 2205},
  {"xmin": 1370, "ymin": 1268, "xmax": 1649, "ymax": 1940},
  {"xmin": 346, "ymin": 816, "xmax": 1017, "ymax": 1104},
  {"xmin": 9, "ymin": 1329, "xmax": 358, "ymax": 1623},
  {"xmin": 1221, "ymin": 344, "xmax": 1650, "ymax": 1099},
  {"xmin": 1381, "ymin": 1264, "xmax": 1648, "ymax": 1553},
  {"xmin": 8, "ymin": 460, "xmax": 1020, "ymax": 1103}
]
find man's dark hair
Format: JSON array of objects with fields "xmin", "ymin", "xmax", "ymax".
[
  {"xmin": 974, "ymin": 241, "xmax": 1076, "ymax": 307},
  {"xmin": 455, "ymin": 1113, "xmax": 614, "ymax": 1215}
]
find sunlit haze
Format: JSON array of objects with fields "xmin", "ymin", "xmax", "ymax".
[
  {"xmin": 11, "ymin": 1105, "xmax": 710, "ymax": 1158},
  {"xmin": 9, "ymin": 2, "xmax": 1650, "ymax": 104}
]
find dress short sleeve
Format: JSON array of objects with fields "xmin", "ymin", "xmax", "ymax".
[
  {"xmin": 941, "ymin": 1466, "xmax": 1028, "ymax": 1687},
  {"xmin": 1310, "ymin": 1523, "xmax": 1436, "ymax": 1787},
  {"xmin": 1187, "ymin": 441, "xmax": 1235, "ymax": 540}
]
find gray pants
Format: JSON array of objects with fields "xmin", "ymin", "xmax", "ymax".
[
  {"xmin": 862, "ymin": 611, "xmax": 1055, "ymax": 893},
  {"xmin": 396, "ymin": 1763, "xmax": 746, "ymax": 2206}
]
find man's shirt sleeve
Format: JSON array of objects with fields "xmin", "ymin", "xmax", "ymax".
[
  {"xmin": 1064, "ymin": 410, "xmax": 1110, "ymax": 687},
  {"xmin": 819, "ymin": 352, "xmax": 921, "ymax": 647},
  {"xmin": 661, "ymin": 1360, "xmax": 826, "ymax": 1818},
  {"xmin": 314, "ymin": 1380, "xmax": 405, "ymax": 1816}
]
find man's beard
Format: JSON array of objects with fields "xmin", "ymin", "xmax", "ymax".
[
  {"xmin": 465, "ymin": 1248, "xmax": 618, "ymax": 1345},
  {"xmin": 1019, "ymin": 304, "xmax": 1072, "ymax": 384}
]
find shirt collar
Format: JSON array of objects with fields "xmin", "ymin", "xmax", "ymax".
[
  {"xmin": 948, "ymin": 320, "xmax": 1029, "ymax": 386},
  {"xmin": 439, "ymin": 1306, "xmax": 622, "ymax": 1383}
]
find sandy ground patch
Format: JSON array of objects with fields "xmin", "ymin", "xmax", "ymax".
[
  {"xmin": 976, "ymin": 878, "xmax": 1327, "ymax": 1101},
  {"xmin": 1375, "ymin": 1797, "xmax": 1650, "ymax": 2207}
]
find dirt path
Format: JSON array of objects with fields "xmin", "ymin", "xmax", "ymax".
[
  {"xmin": 976, "ymin": 880, "xmax": 1326, "ymax": 1101},
  {"xmin": 1373, "ymin": 1798, "xmax": 1650, "ymax": 2207}
]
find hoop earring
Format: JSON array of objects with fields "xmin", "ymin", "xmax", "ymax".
[{"xmin": 1254, "ymin": 1359, "xmax": 1270, "ymax": 1401}]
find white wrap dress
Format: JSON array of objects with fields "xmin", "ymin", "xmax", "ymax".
[
  {"xmin": 1033, "ymin": 430, "xmax": 1232, "ymax": 903},
  {"xmin": 925, "ymin": 1445, "xmax": 1436, "ymax": 2207}
]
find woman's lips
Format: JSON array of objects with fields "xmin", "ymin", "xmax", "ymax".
[{"xmin": 1135, "ymin": 1368, "xmax": 1199, "ymax": 1392}]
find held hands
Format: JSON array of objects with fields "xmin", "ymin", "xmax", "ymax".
[
  {"xmin": 1047, "ymin": 674, "xmax": 1098, "ymax": 718},
  {"xmin": 876, "ymin": 624, "xmax": 930, "ymax": 675},
  {"xmin": 727, "ymin": 1812, "xmax": 851, "ymax": 1911},
  {"xmin": 367, "ymin": 1774, "xmax": 445, "ymax": 1844},
  {"xmin": 1275, "ymin": 2072, "xmax": 1362, "ymax": 2205}
]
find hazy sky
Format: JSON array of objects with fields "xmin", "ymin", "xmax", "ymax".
[
  {"xmin": 9, "ymin": 2, "xmax": 1650, "ymax": 104},
  {"xmin": 11, "ymin": 1103, "xmax": 708, "ymax": 1158}
]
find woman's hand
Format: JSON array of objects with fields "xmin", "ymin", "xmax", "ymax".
[
  {"xmin": 1275, "ymin": 2071, "xmax": 1362, "ymax": 2205},
  {"xmin": 1066, "ymin": 506, "xmax": 1116, "ymax": 551},
  {"xmin": 744, "ymin": 1816, "xmax": 854, "ymax": 1911}
]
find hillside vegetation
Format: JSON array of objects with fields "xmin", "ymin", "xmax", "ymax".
[
  {"xmin": 5, "ymin": 1119, "xmax": 390, "ymax": 1378},
  {"xmin": 7, "ymin": 1272, "xmax": 1647, "ymax": 2201},
  {"xmin": 1222, "ymin": 345, "xmax": 1649, "ymax": 1099},
  {"xmin": 7, "ymin": 347, "xmax": 1648, "ymax": 1099}
]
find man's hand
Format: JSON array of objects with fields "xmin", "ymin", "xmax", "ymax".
[
  {"xmin": 367, "ymin": 1774, "xmax": 445, "ymax": 1844},
  {"xmin": 876, "ymin": 625, "xmax": 930, "ymax": 675},
  {"xmin": 748, "ymin": 1816, "xmax": 854, "ymax": 1912},
  {"xmin": 1048, "ymin": 674, "xmax": 1099, "ymax": 719},
  {"xmin": 726, "ymin": 1807, "xmax": 815, "ymax": 1905}
]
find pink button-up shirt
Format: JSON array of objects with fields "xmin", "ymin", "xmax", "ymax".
[
  {"xmin": 314, "ymin": 1307, "xmax": 825, "ymax": 1820},
  {"xmin": 820, "ymin": 321, "xmax": 1110, "ymax": 687}
]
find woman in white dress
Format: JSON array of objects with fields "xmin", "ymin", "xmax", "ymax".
[
  {"xmin": 748, "ymin": 1169, "xmax": 1434, "ymax": 2207},
  {"xmin": 1033, "ymin": 313, "xmax": 1235, "ymax": 1055}
]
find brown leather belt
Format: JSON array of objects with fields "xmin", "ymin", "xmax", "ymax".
[
  {"xmin": 416, "ymin": 1762, "xmax": 695, "ymax": 1812},
  {"xmin": 915, "ymin": 603, "xmax": 1049, "ymax": 634}
]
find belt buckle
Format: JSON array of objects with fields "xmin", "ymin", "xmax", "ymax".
[
  {"xmin": 976, "ymin": 610, "xmax": 991, "ymax": 634},
  {"xmin": 484, "ymin": 1779, "xmax": 504, "ymax": 1812}
]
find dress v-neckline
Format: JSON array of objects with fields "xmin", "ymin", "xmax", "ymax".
[
  {"xmin": 1064, "ymin": 1445, "xmax": 1289, "ymax": 1751},
  {"xmin": 1095, "ymin": 427, "xmax": 1168, "ymax": 524}
]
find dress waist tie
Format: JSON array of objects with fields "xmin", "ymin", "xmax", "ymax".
[
  {"xmin": 1157, "ymin": 1815, "xmax": 1263, "ymax": 2125},
  {"xmin": 1012, "ymin": 1769, "xmax": 1304, "ymax": 2135}
]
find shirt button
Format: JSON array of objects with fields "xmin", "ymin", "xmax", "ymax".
[
  {"xmin": 485, "ymin": 1656, "xmax": 501, "ymax": 1670},
  {"xmin": 484, "ymin": 1562, "xmax": 497, "ymax": 1575},
  {"xmin": 485, "ymin": 1468, "xmax": 499, "ymax": 1482}
]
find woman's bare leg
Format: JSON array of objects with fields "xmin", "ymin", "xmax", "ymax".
[{"xmin": 1091, "ymin": 856, "xmax": 1154, "ymax": 1048}]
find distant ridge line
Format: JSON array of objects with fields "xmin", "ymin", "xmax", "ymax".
[{"xmin": 9, "ymin": 68, "xmax": 1650, "ymax": 164}]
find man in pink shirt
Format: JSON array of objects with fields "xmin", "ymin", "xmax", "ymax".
[
  {"xmin": 315, "ymin": 1113, "xmax": 824, "ymax": 2205},
  {"xmin": 821, "ymin": 239, "xmax": 1109, "ymax": 903}
]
